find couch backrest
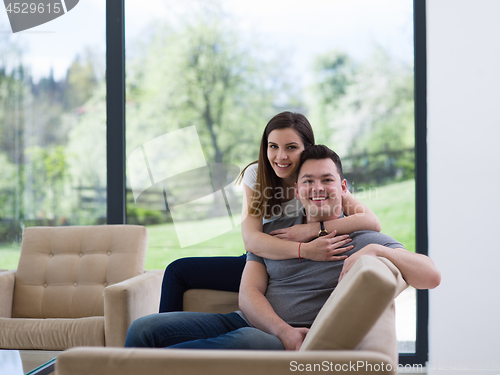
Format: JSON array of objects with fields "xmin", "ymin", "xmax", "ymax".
[
  {"xmin": 12, "ymin": 225, "xmax": 148, "ymax": 319},
  {"xmin": 300, "ymin": 255, "xmax": 408, "ymax": 366}
]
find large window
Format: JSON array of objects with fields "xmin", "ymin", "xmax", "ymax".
[
  {"xmin": 0, "ymin": 0, "xmax": 428, "ymax": 365},
  {"xmin": 0, "ymin": 2, "xmax": 106, "ymax": 269},
  {"xmin": 124, "ymin": 0, "xmax": 418, "ymax": 355}
]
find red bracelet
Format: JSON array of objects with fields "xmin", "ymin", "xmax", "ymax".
[{"xmin": 298, "ymin": 242, "xmax": 303, "ymax": 262}]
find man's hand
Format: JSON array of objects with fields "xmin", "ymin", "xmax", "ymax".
[
  {"xmin": 338, "ymin": 244, "xmax": 379, "ymax": 282},
  {"xmin": 301, "ymin": 231, "xmax": 353, "ymax": 262},
  {"xmin": 277, "ymin": 326, "xmax": 310, "ymax": 350}
]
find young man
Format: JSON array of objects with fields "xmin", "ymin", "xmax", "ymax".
[{"xmin": 125, "ymin": 145, "xmax": 440, "ymax": 350}]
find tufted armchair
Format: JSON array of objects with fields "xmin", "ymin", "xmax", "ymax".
[{"xmin": 0, "ymin": 225, "xmax": 164, "ymax": 350}]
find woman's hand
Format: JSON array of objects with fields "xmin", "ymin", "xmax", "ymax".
[
  {"xmin": 277, "ymin": 326, "xmax": 310, "ymax": 350},
  {"xmin": 269, "ymin": 223, "xmax": 316, "ymax": 243},
  {"xmin": 301, "ymin": 231, "xmax": 353, "ymax": 262}
]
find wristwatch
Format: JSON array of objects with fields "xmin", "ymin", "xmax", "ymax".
[{"xmin": 318, "ymin": 221, "xmax": 328, "ymax": 237}]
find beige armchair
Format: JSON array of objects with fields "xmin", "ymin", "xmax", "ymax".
[
  {"xmin": 55, "ymin": 255, "xmax": 408, "ymax": 375},
  {"xmin": 0, "ymin": 225, "xmax": 164, "ymax": 350}
]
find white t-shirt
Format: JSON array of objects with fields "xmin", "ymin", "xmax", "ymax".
[{"xmin": 242, "ymin": 163, "xmax": 303, "ymax": 224}]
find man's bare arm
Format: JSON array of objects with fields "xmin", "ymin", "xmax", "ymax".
[
  {"xmin": 238, "ymin": 260, "xmax": 309, "ymax": 350},
  {"xmin": 339, "ymin": 244, "xmax": 441, "ymax": 290}
]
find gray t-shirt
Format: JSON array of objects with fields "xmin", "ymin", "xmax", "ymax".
[{"xmin": 243, "ymin": 214, "xmax": 404, "ymax": 327}]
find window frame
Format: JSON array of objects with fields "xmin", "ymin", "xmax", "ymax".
[
  {"xmin": 105, "ymin": 0, "xmax": 428, "ymax": 365},
  {"xmin": 399, "ymin": 0, "xmax": 429, "ymax": 366},
  {"xmin": 106, "ymin": 0, "xmax": 126, "ymax": 224}
]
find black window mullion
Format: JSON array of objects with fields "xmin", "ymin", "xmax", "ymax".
[
  {"xmin": 106, "ymin": 0, "xmax": 126, "ymax": 225},
  {"xmin": 400, "ymin": 0, "xmax": 428, "ymax": 366}
]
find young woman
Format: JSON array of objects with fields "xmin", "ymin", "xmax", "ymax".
[{"xmin": 159, "ymin": 112, "xmax": 380, "ymax": 312}]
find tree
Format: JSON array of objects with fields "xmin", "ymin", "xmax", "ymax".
[
  {"xmin": 122, "ymin": 4, "xmax": 292, "ymax": 220},
  {"xmin": 314, "ymin": 50, "xmax": 355, "ymax": 109},
  {"xmin": 24, "ymin": 145, "xmax": 70, "ymax": 224},
  {"xmin": 64, "ymin": 83, "xmax": 106, "ymax": 224},
  {"xmin": 126, "ymin": 11, "xmax": 283, "ymax": 167},
  {"xmin": 310, "ymin": 47, "xmax": 414, "ymax": 184},
  {"xmin": 64, "ymin": 51, "xmax": 98, "ymax": 110},
  {"xmin": 0, "ymin": 34, "xmax": 29, "ymax": 230},
  {"xmin": 309, "ymin": 50, "xmax": 356, "ymax": 143}
]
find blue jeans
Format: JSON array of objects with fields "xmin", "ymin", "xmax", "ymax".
[{"xmin": 125, "ymin": 312, "xmax": 284, "ymax": 350}]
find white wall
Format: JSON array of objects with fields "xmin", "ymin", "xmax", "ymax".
[{"xmin": 427, "ymin": 0, "xmax": 500, "ymax": 373}]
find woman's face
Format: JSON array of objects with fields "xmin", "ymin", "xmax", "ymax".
[{"xmin": 267, "ymin": 128, "xmax": 305, "ymax": 181}]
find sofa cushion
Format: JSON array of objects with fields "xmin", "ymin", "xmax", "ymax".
[
  {"xmin": 183, "ymin": 289, "xmax": 239, "ymax": 314},
  {"xmin": 0, "ymin": 316, "xmax": 105, "ymax": 350},
  {"xmin": 300, "ymin": 255, "xmax": 407, "ymax": 360},
  {"xmin": 12, "ymin": 225, "xmax": 147, "ymax": 319}
]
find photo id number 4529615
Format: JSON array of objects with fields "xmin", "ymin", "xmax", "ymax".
[{"xmin": 6, "ymin": 2, "xmax": 62, "ymax": 14}]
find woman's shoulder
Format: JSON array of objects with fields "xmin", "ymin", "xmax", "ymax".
[
  {"xmin": 241, "ymin": 162, "xmax": 258, "ymax": 189},
  {"xmin": 245, "ymin": 162, "xmax": 259, "ymax": 175}
]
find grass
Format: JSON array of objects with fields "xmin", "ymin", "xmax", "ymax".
[
  {"xmin": 0, "ymin": 179, "xmax": 415, "ymax": 271},
  {"xmin": 143, "ymin": 215, "xmax": 246, "ymax": 270},
  {"xmin": 0, "ymin": 242, "xmax": 22, "ymax": 270},
  {"xmin": 353, "ymin": 179, "xmax": 415, "ymax": 253}
]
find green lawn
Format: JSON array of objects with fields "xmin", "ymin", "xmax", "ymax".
[
  {"xmin": 144, "ymin": 215, "xmax": 246, "ymax": 270},
  {"xmin": 0, "ymin": 242, "xmax": 22, "ymax": 270},
  {"xmin": 0, "ymin": 179, "xmax": 415, "ymax": 271},
  {"xmin": 353, "ymin": 179, "xmax": 415, "ymax": 253}
]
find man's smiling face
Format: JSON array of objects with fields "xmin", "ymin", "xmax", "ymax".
[{"xmin": 295, "ymin": 158, "xmax": 347, "ymax": 223}]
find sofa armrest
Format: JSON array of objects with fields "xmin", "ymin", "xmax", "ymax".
[
  {"xmin": 103, "ymin": 269, "xmax": 164, "ymax": 347},
  {"xmin": 0, "ymin": 270, "xmax": 16, "ymax": 318},
  {"xmin": 55, "ymin": 347, "xmax": 395, "ymax": 375}
]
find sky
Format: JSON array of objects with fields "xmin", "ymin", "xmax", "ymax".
[{"xmin": 0, "ymin": 0, "xmax": 413, "ymax": 82}]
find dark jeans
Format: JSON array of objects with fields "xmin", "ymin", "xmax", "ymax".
[
  {"xmin": 124, "ymin": 311, "xmax": 284, "ymax": 350},
  {"xmin": 159, "ymin": 255, "xmax": 247, "ymax": 312}
]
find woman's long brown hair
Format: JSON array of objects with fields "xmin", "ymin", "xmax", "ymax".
[{"xmin": 238, "ymin": 112, "xmax": 315, "ymax": 219}]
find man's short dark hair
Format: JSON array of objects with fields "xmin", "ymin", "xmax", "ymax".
[{"xmin": 297, "ymin": 145, "xmax": 344, "ymax": 180}]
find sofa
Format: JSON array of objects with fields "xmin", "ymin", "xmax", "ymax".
[{"xmin": 54, "ymin": 255, "xmax": 408, "ymax": 375}]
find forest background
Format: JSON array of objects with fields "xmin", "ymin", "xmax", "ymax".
[{"xmin": 0, "ymin": 1, "xmax": 415, "ymax": 270}]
